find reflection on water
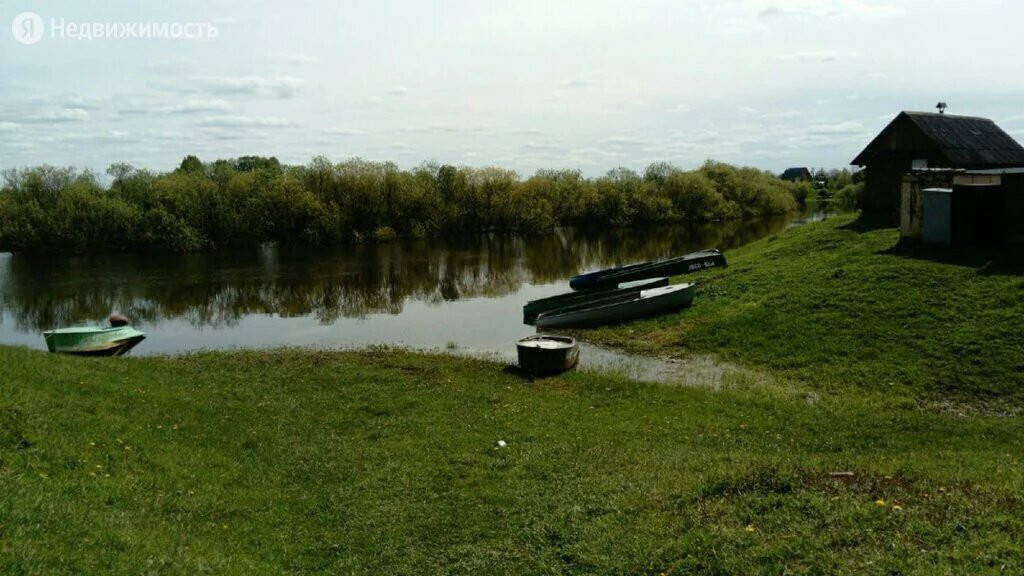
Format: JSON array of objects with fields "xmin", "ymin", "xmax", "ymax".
[{"xmin": 0, "ymin": 211, "xmax": 833, "ymax": 365}]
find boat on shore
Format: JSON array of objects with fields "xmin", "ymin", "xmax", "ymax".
[
  {"xmin": 568, "ymin": 249, "xmax": 726, "ymax": 291},
  {"xmin": 535, "ymin": 283, "xmax": 696, "ymax": 329},
  {"xmin": 516, "ymin": 334, "xmax": 579, "ymax": 374},
  {"xmin": 43, "ymin": 315, "xmax": 146, "ymax": 356},
  {"xmin": 523, "ymin": 277, "xmax": 669, "ymax": 324}
]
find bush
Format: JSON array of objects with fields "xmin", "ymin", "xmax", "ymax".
[
  {"xmin": 0, "ymin": 157, "xmax": 811, "ymax": 253},
  {"xmin": 834, "ymin": 183, "xmax": 864, "ymax": 212}
]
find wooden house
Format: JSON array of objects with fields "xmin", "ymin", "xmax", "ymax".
[
  {"xmin": 780, "ymin": 167, "xmax": 812, "ymax": 182},
  {"xmin": 851, "ymin": 112, "xmax": 1024, "ymax": 216}
]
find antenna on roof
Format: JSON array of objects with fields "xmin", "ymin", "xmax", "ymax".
[{"xmin": 936, "ymin": 102, "xmax": 948, "ymax": 114}]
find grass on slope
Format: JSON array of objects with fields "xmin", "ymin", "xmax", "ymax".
[
  {"xmin": 1, "ymin": 346, "xmax": 1022, "ymax": 575},
  {"xmin": 586, "ymin": 214, "xmax": 1024, "ymax": 403}
]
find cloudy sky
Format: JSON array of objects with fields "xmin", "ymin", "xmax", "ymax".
[{"xmin": 2, "ymin": 0, "xmax": 1024, "ymax": 177}]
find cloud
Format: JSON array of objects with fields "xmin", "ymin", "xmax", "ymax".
[
  {"xmin": 756, "ymin": 0, "xmax": 904, "ymax": 20},
  {"xmin": 324, "ymin": 127, "xmax": 367, "ymax": 136},
  {"xmin": 284, "ymin": 54, "xmax": 320, "ymax": 65},
  {"xmin": 775, "ymin": 51, "xmax": 860, "ymax": 62},
  {"xmin": 601, "ymin": 135, "xmax": 644, "ymax": 149},
  {"xmin": 760, "ymin": 110, "xmax": 803, "ymax": 120},
  {"xmin": 0, "ymin": 122, "xmax": 20, "ymax": 132},
  {"xmin": 558, "ymin": 77, "xmax": 591, "ymax": 90},
  {"xmin": 151, "ymin": 76, "xmax": 303, "ymax": 99},
  {"xmin": 145, "ymin": 58, "xmax": 201, "ymax": 74},
  {"xmin": 120, "ymin": 98, "xmax": 233, "ymax": 116},
  {"xmin": 807, "ymin": 121, "xmax": 865, "ymax": 135},
  {"xmin": 20, "ymin": 108, "xmax": 90, "ymax": 123},
  {"xmin": 199, "ymin": 76, "xmax": 302, "ymax": 98},
  {"xmin": 522, "ymin": 141, "xmax": 559, "ymax": 151},
  {"xmin": 198, "ymin": 116, "xmax": 293, "ymax": 128},
  {"xmin": 59, "ymin": 95, "xmax": 105, "ymax": 111},
  {"xmin": 56, "ymin": 131, "xmax": 136, "ymax": 143},
  {"xmin": 165, "ymin": 99, "xmax": 234, "ymax": 114},
  {"xmin": 715, "ymin": 0, "xmax": 904, "ymax": 30}
]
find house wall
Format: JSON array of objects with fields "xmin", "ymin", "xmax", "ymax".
[
  {"xmin": 859, "ymin": 116, "xmax": 953, "ymax": 216},
  {"xmin": 900, "ymin": 173, "xmax": 957, "ymax": 241},
  {"xmin": 1000, "ymin": 174, "xmax": 1024, "ymax": 243},
  {"xmin": 900, "ymin": 177, "xmax": 923, "ymax": 240}
]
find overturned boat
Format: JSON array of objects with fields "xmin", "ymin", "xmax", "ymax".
[
  {"xmin": 568, "ymin": 249, "xmax": 726, "ymax": 291},
  {"xmin": 535, "ymin": 283, "xmax": 696, "ymax": 329}
]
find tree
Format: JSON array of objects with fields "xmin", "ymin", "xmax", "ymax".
[{"xmin": 178, "ymin": 155, "xmax": 204, "ymax": 174}]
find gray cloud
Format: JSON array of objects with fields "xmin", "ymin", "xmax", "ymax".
[
  {"xmin": 198, "ymin": 116, "xmax": 294, "ymax": 128},
  {"xmin": 19, "ymin": 108, "xmax": 91, "ymax": 124},
  {"xmin": 119, "ymin": 99, "xmax": 234, "ymax": 116},
  {"xmin": 807, "ymin": 121, "xmax": 866, "ymax": 135}
]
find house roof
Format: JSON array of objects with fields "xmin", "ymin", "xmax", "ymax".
[
  {"xmin": 780, "ymin": 167, "xmax": 810, "ymax": 179},
  {"xmin": 851, "ymin": 111, "xmax": 1024, "ymax": 168}
]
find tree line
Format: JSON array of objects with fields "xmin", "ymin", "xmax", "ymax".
[{"xmin": 0, "ymin": 156, "xmax": 812, "ymax": 253}]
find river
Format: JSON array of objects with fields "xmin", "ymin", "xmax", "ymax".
[{"xmin": 0, "ymin": 209, "xmax": 835, "ymax": 379}]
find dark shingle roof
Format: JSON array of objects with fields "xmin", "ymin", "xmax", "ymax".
[
  {"xmin": 780, "ymin": 167, "xmax": 811, "ymax": 180},
  {"xmin": 851, "ymin": 111, "xmax": 1024, "ymax": 168}
]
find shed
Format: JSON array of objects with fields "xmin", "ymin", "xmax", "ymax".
[
  {"xmin": 851, "ymin": 111, "xmax": 1024, "ymax": 216},
  {"xmin": 900, "ymin": 168, "xmax": 1024, "ymax": 246}
]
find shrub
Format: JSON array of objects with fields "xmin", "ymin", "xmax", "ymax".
[{"xmin": 0, "ymin": 157, "xmax": 811, "ymax": 253}]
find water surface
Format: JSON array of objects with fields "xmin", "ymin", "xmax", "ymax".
[{"xmin": 1, "ymin": 211, "xmax": 834, "ymax": 379}]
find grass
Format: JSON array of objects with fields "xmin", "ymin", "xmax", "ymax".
[
  {"xmin": 2, "ymin": 214, "xmax": 1023, "ymax": 573},
  {"xmin": 1, "ymin": 345, "xmax": 1023, "ymax": 574},
  {"xmin": 586, "ymin": 213, "xmax": 1024, "ymax": 405}
]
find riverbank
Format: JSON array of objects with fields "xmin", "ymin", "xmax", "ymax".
[
  {"xmin": 3, "ymin": 215, "xmax": 1022, "ymax": 573},
  {"xmin": 587, "ymin": 213, "xmax": 1024, "ymax": 407},
  {"xmin": 2, "ymin": 344, "xmax": 1022, "ymax": 574}
]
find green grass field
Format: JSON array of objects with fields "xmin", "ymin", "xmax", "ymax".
[
  {"xmin": 2, "ymin": 214, "xmax": 1022, "ymax": 574},
  {"xmin": 587, "ymin": 214, "xmax": 1024, "ymax": 406}
]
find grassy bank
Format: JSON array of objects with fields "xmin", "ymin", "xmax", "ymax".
[
  {"xmin": 587, "ymin": 214, "xmax": 1024, "ymax": 405},
  {"xmin": 1, "ymin": 345, "xmax": 1022, "ymax": 574}
]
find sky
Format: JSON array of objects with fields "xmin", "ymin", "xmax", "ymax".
[{"xmin": 2, "ymin": 0, "xmax": 1024, "ymax": 177}]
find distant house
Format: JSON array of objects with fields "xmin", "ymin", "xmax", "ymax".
[
  {"xmin": 780, "ymin": 167, "xmax": 812, "ymax": 182},
  {"xmin": 850, "ymin": 111, "xmax": 1024, "ymax": 215}
]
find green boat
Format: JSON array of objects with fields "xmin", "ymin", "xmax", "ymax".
[
  {"xmin": 43, "ymin": 325, "xmax": 146, "ymax": 356},
  {"xmin": 523, "ymin": 277, "xmax": 669, "ymax": 324},
  {"xmin": 535, "ymin": 283, "xmax": 696, "ymax": 329}
]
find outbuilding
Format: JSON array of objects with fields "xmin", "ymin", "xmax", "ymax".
[
  {"xmin": 899, "ymin": 167, "xmax": 1024, "ymax": 246},
  {"xmin": 851, "ymin": 111, "xmax": 1024, "ymax": 216}
]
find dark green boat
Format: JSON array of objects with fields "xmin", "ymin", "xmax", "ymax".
[
  {"xmin": 535, "ymin": 283, "xmax": 696, "ymax": 329},
  {"xmin": 522, "ymin": 277, "xmax": 669, "ymax": 324},
  {"xmin": 568, "ymin": 249, "xmax": 726, "ymax": 291}
]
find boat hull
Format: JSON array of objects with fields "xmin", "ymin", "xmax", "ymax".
[
  {"xmin": 536, "ymin": 283, "xmax": 696, "ymax": 329},
  {"xmin": 569, "ymin": 249, "xmax": 726, "ymax": 291},
  {"xmin": 523, "ymin": 277, "xmax": 669, "ymax": 324},
  {"xmin": 517, "ymin": 335, "xmax": 579, "ymax": 374},
  {"xmin": 43, "ymin": 326, "xmax": 147, "ymax": 357}
]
